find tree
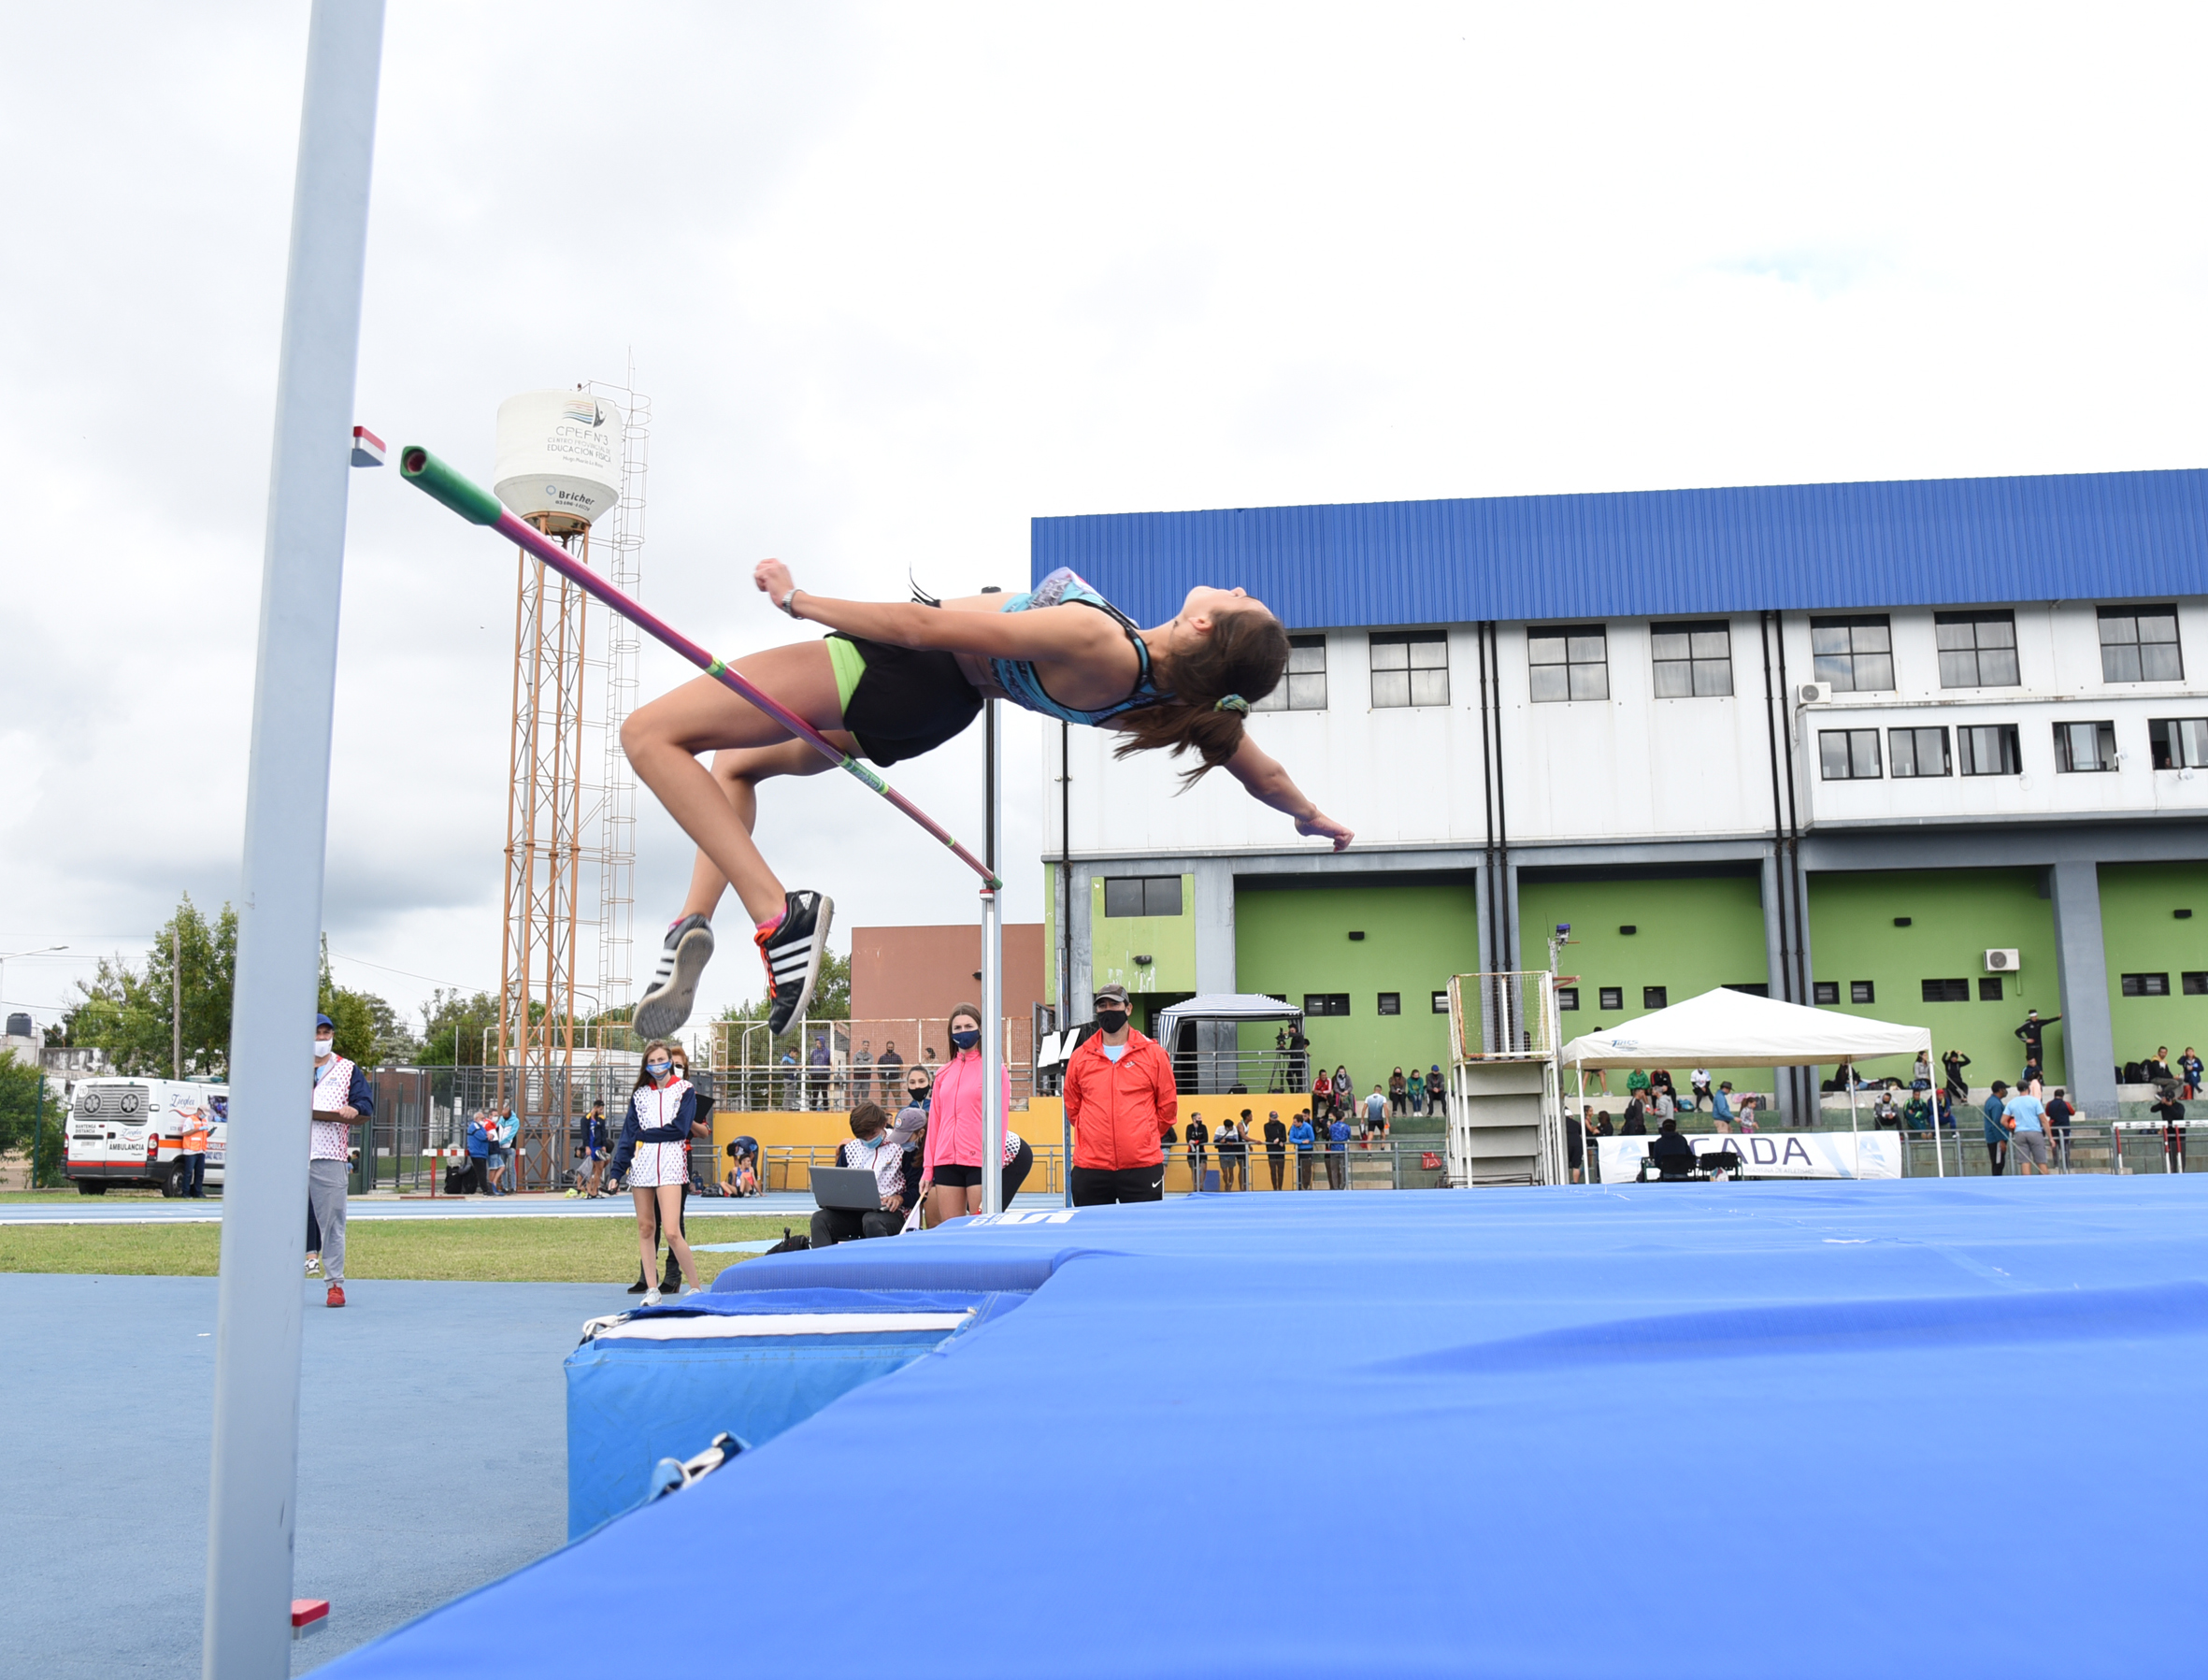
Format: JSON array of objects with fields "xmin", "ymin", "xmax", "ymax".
[
  {"xmin": 416, "ymin": 988, "xmax": 499, "ymax": 1066},
  {"xmin": 0, "ymin": 1051, "xmax": 59, "ymax": 1184},
  {"xmin": 59, "ymin": 894, "xmax": 237, "ymax": 1077},
  {"xmin": 317, "ymin": 938, "xmax": 390, "ymax": 1067}
]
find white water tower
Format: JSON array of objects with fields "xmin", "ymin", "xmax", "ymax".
[{"xmin": 495, "ymin": 388, "xmax": 625, "ymax": 533}]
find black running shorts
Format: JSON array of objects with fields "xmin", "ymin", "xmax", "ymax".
[{"xmin": 830, "ymin": 633, "xmax": 982, "ymax": 767}]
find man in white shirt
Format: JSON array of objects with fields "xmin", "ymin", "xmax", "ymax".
[{"xmin": 309, "ymin": 1012, "xmax": 373, "ymax": 1308}]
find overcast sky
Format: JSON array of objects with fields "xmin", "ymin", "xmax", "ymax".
[{"xmin": 5, "ymin": 2, "xmax": 2204, "ymax": 1038}]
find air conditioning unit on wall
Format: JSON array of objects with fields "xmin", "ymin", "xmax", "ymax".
[
  {"xmin": 1985, "ymin": 948, "xmax": 2021, "ymax": 972},
  {"xmin": 1798, "ymin": 682, "xmax": 1833, "ymax": 705}
]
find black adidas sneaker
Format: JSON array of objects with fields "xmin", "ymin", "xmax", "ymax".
[
  {"xmin": 758, "ymin": 890, "xmax": 833, "ymax": 1033},
  {"xmin": 635, "ymin": 913, "xmax": 714, "ymax": 1039}
]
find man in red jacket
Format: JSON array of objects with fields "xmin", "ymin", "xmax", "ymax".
[{"xmin": 1064, "ymin": 984, "xmax": 1178, "ymax": 1205}]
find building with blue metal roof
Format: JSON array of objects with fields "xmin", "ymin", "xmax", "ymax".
[{"xmin": 1031, "ymin": 465, "xmax": 2208, "ymax": 1157}]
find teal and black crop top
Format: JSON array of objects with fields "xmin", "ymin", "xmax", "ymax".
[{"xmin": 987, "ymin": 567, "xmax": 1170, "ymax": 726}]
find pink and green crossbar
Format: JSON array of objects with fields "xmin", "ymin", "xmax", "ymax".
[{"xmin": 399, "ymin": 445, "xmax": 1003, "ymax": 893}]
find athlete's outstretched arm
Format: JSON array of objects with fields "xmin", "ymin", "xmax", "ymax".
[
  {"xmin": 752, "ymin": 559, "xmax": 1115, "ymax": 664},
  {"xmin": 1220, "ymin": 733, "xmax": 1354, "ymax": 851}
]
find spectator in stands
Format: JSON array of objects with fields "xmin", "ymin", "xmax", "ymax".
[
  {"xmin": 2146, "ymin": 1047, "xmax": 2176, "ymax": 1086},
  {"xmin": 1710, "ymin": 1082, "xmax": 1735, "ymax": 1131},
  {"xmin": 1064, "ymin": 984, "xmax": 1177, "ymax": 1206},
  {"xmin": 1263, "ymin": 1110, "xmax": 1288, "ymax": 1190},
  {"xmin": 1688, "ymin": 1069, "xmax": 1712, "ymax": 1112},
  {"xmin": 1590, "ymin": 1110, "xmax": 1613, "ymax": 1136},
  {"xmin": 1285, "ymin": 1023, "xmax": 1311, "ymax": 1092},
  {"xmin": 852, "ymin": 1039, "xmax": 873, "ymax": 1105},
  {"xmin": 1183, "ymin": 1111, "xmax": 1210, "ymax": 1191},
  {"xmin": 1621, "ymin": 1094, "xmax": 1648, "ymax": 1135},
  {"xmin": 1567, "ymin": 1109, "xmax": 1585, "ymax": 1184},
  {"xmin": 1288, "ymin": 1110, "xmax": 1315, "ymax": 1188},
  {"xmin": 2152, "ymin": 1083, "xmax": 2187, "ymax": 1171},
  {"xmin": 1331, "ymin": 1065, "xmax": 1353, "ymax": 1118},
  {"xmin": 1902, "ymin": 1090, "xmax": 1932, "ymax": 1133},
  {"xmin": 877, "ymin": 1041, "xmax": 904, "ymax": 1101},
  {"xmin": 1364, "ymin": 1084, "xmax": 1387, "ymax": 1136},
  {"xmin": 1626, "ymin": 1068, "xmax": 1651, "ymax": 1103},
  {"xmin": 1311, "ymin": 1069, "xmax": 1333, "ymax": 1123},
  {"xmin": 1872, "ymin": 1092, "xmax": 1902, "ymax": 1131},
  {"xmin": 2019, "ymin": 1056, "xmax": 2043, "ymax": 1091},
  {"xmin": 1388, "ymin": 1068, "xmax": 1409, "ymax": 1117},
  {"xmin": 1649, "ymin": 1068, "xmax": 1676, "ymax": 1103},
  {"xmin": 1648, "ymin": 1116, "xmax": 1696, "ymax": 1179},
  {"xmin": 2043, "ymin": 1086, "xmax": 2074, "ymax": 1170},
  {"xmin": 920, "ymin": 1002, "xmax": 1012, "ymax": 1225},
  {"xmin": 810, "ymin": 1102, "xmax": 910, "ymax": 1248},
  {"xmin": 1650, "ymin": 1085, "xmax": 1676, "ymax": 1126},
  {"xmin": 2182, "ymin": 1048, "xmax": 2203, "ymax": 1099},
  {"xmin": 1427, "ymin": 1065, "xmax": 1445, "ymax": 1115},
  {"xmin": 1982, "ymin": 1081, "xmax": 2012, "ymax": 1174},
  {"xmin": 2014, "ymin": 1010, "xmax": 2059, "ymax": 1072},
  {"xmin": 1407, "ymin": 1067, "xmax": 1423, "ymax": 1117},
  {"xmin": 1217, "ymin": 1112, "xmax": 1248, "ymax": 1191},
  {"xmin": 1943, "ymin": 1048, "xmax": 1971, "ymax": 1105},
  {"xmin": 1734, "ymin": 1095, "xmax": 1759, "ymax": 1132},
  {"xmin": 1326, "ymin": 1109, "xmax": 1351, "ymax": 1188}
]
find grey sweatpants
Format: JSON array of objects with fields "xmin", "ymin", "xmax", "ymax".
[{"xmin": 308, "ymin": 1159, "xmax": 350, "ymax": 1284}]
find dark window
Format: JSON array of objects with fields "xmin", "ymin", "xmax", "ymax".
[
  {"xmin": 1431, "ymin": 991, "xmax": 1449, "ymax": 1013},
  {"xmin": 2184, "ymin": 972, "xmax": 2208, "ymax": 997},
  {"xmin": 2053, "ymin": 721, "xmax": 2118, "ymax": 773},
  {"xmin": 1810, "ymin": 615, "xmax": 1896, "ymax": 693},
  {"xmin": 2121, "ymin": 972, "xmax": 2171, "ymax": 998},
  {"xmin": 1376, "ymin": 992, "xmax": 1401, "ymax": 1016},
  {"xmin": 1723, "ymin": 983, "xmax": 1769, "ymax": 998},
  {"xmin": 1369, "ymin": 632, "xmax": 1449, "ymax": 709},
  {"xmin": 1978, "ymin": 977, "xmax": 2003, "ymax": 1001},
  {"xmin": 1642, "ymin": 986, "xmax": 1668, "ymax": 1010},
  {"xmin": 1813, "ymin": 981, "xmax": 1840, "ymax": 1006},
  {"xmin": 1253, "ymin": 634, "xmax": 1327, "ymax": 711},
  {"xmin": 1598, "ymin": 986, "xmax": 1624, "ymax": 1012},
  {"xmin": 1651, "ymin": 620, "xmax": 1732, "ymax": 698},
  {"xmin": 1556, "ymin": 988, "xmax": 1579, "ymax": 1012},
  {"xmin": 2099, "ymin": 606, "xmax": 2183, "ymax": 683},
  {"xmin": 1303, "ymin": 993, "xmax": 1351, "ymax": 1016},
  {"xmin": 1850, "ymin": 981, "xmax": 1875, "ymax": 1005},
  {"xmin": 1935, "ymin": 610, "xmax": 2021, "ymax": 688},
  {"xmin": 1921, "ymin": 978, "xmax": 1971, "ymax": 1002},
  {"xmin": 1957, "ymin": 725, "xmax": 2022, "ymax": 776},
  {"xmin": 2149, "ymin": 718, "xmax": 2208, "ymax": 769},
  {"xmin": 1103, "ymin": 875, "xmax": 1183, "ymax": 917},
  {"xmin": 1889, "ymin": 727, "xmax": 1950, "ymax": 779},
  {"xmin": 1527, "ymin": 625, "xmax": 1609, "ymax": 702},
  {"xmin": 1819, "ymin": 729, "xmax": 1882, "ymax": 780}
]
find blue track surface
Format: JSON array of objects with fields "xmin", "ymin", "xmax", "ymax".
[
  {"xmin": 323, "ymin": 1176, "xmax": 2208, "ymax": 1679},
  {"xmin": 2, "ymin": 1276, "xmax": 617, "ymax": 1676}
]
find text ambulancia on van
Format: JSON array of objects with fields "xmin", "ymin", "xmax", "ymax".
[{"xmin": 65, "ymin": 1078, "xmax": 228, "ymax": 1196}]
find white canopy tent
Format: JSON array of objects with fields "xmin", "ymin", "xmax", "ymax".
[
  {"xmin": 1154, "ymin": 992, "xmax": 1305, "ymax": 1044},
  {"xmin": 1559, "ymin": 986, "xmax": 1938, "ymax": 1169}
]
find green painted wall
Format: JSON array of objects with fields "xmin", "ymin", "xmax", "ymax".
[
  {"xmin": 2098, "ymin": 863, "xmax": 2208, "ymax": 1070},
  {"xmin": 1234, "ymin": 882, "xmax": 1477, "ymax": 1094},
  {"xmin": 1518, "ymin": 874, "xmax": 1770, "ymax": 1088},
  {"xmin": 1806, "ymin": 869, "xmax": 2057, "ymax": 1083},
  {"xmin": 1090, "ymin": 873, "xmax": 1196, "ymax": 997}
]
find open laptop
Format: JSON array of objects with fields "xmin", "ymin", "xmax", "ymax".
[{"xmin": 810, "ymin": 1166, "xmax": 884, "ymax": 1212}]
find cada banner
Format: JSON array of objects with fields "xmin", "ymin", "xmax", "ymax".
[{"xmin": 1598, "ymin": 1130, "xmax": 1903, "ymax": 1182}]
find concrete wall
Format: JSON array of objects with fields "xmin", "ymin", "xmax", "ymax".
[
  {"xmin": 2096, "ymin": 862, "xmax": 2208, "ymax": 1070},
  {"xmin": 848, "ymin": 923, "xmax": 1047, "ymax": 1026}
]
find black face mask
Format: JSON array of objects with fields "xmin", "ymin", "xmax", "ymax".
[
  {"xmin": 908, "ymin": 1081, "xmax": 931, "ymax": 1104},
  {"xmin": 1095, "ymin": 1009, "xmax": 1129, "ymax": 1035}
]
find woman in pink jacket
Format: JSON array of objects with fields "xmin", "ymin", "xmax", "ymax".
[{"xmin": 920, "ymin": 1001, "xmax": 1013, "ymax": 1227}]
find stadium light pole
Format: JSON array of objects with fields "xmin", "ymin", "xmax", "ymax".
[{"xmin": 202, "ymin": 5, "xmax": 384, "ymax": 1677}]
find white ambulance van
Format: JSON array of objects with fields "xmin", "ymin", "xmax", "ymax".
[{"xmin": 65, "ymin": 1078, "xmax": 229, "ymax": 1196}]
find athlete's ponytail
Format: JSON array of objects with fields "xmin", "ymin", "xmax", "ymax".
[{"xmin": 1113, "ymin": 608, "xmax": 1289, "ymax": 788}]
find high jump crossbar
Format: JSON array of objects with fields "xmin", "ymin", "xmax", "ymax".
[{"xmin": 399, "ymin": 446, "xmax": 1004, "ymax": 893}]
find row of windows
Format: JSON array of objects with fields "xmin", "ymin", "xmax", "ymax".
[
  {"xmin": 1820, "ymin": 717, "xmax": 2208, "ymax": 782},
  {"xmin": 2122, "ymin": 972, "xmax": 2208, "ymax": 998},
  {"xmin": 1298, "ymin": 993, "xmax": 1451, "ymax": 1016},
  {"xmin": 1255, "ymin": 607, "xmax": 2187, "ymax": 714}
]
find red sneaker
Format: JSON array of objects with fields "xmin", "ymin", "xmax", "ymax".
[{"xmin": 325, "ymin": 1284, "xmax": 347, "ymax": 1309}]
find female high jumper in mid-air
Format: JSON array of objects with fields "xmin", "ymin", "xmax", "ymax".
[{"xmin": 621, "ymin": 559, "xmax": 1355, "ymax": 1037}]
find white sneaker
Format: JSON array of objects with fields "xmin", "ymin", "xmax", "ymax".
[
  {"xmin": 305, "ymin": 1256, "xmax": 322, "ymax": 1278},
  {"xmin": 635, "ymin": 914, "xmax": 715, "ymax": 1038},
  {"xmin": 641, "ymin": 1288, "xmax": 662, "ymax": 1308}
]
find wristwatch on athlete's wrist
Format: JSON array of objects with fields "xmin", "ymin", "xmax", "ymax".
[{"xmin": 777, "ymin": 587, "xmax": 800, "ymax": 618}]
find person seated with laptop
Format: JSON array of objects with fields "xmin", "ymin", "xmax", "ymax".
[{"xmin": 809, "ymin": 1102, "xmax": 910, "ymax": 1248}]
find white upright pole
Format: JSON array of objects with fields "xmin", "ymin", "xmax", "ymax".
[
  {"xmin": 981, "ymin": 697, "xmax": 1005, "ymax": 1214},
  {"xmin": 203, "ymin": 6, "xmax": 383, "ymax": 1676},
  {"xmin": 1847, "ymin": 1075, "xmax": 1860, "ymax": 1179}
]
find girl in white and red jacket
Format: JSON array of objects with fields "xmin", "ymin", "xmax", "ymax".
[{"xmin": 621, "ymin": 1041, "xmax": 704, "ymax": 1304}]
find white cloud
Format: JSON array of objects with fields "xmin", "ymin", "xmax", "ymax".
[{"xmin": 6, "ymin": 0, "xmax": 2207, "ymax": 1031}]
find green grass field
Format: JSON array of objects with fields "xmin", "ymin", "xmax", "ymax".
[{"xmin": 0, "ymin": 1213, "xmax": 800, "ymax": 1282}]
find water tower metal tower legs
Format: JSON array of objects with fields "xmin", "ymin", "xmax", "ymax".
[{"xmin": 500, "ymin": 517, "xmax": 589, "ymax": 1188}]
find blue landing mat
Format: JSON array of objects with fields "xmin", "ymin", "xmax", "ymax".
[{"xmin": 325, "ymin": 1177, "xmax": 2208, "ymax": 1678}]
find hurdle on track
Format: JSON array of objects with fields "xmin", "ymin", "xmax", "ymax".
[{"xmin": 399, "ymin": 444, "xmax": 1010, "ymax": 1211}]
